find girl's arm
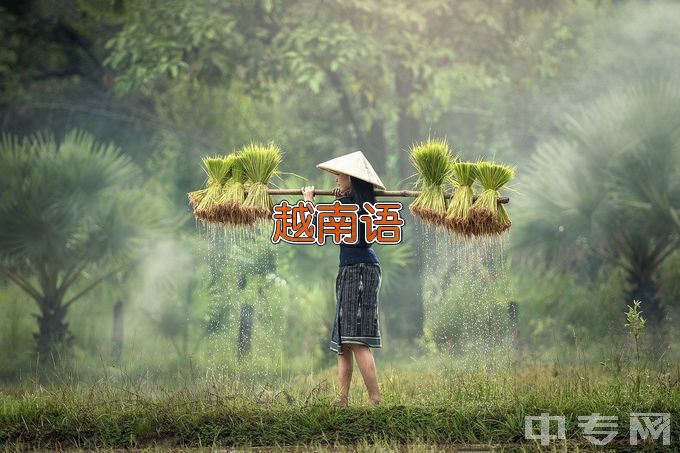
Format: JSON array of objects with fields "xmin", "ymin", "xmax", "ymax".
[
  {"xmin": 302, "ymin": 186, "xmax": 348, "ymax": 201},
  {"xmin": 301, "ymin": 186, "xmax": 319, "ymax": 232},
  {"xmin": 302, "ymin": 186, "xmax": 315, "ymax": 203},
  {"xmin": 302, "ymin": 186, "xmax": 348, "ymax": 234}
]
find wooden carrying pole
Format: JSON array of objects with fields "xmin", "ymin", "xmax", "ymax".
[{"xmin": 264, "ymin": 188, "xmax": 509, "ymax": 204}]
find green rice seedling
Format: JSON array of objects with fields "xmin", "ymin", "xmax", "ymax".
[
  {"xmin": 187, "ymin": 188, "xmax": 207, "ymax": 210},
  {"xmin": 213, "ymin": 154, "xmax": 256, "ymax": 226},
  {"xmin": 191, "ymin": 155, "xmax": 234, "ymax": 223},
  {"xmin": 409, "ymin": 138, "xmax": 456, "ymax": 227},
  {"xmin": 444, "ymin": 162, "xmax": 477, "ymax": 236},
  {"xmin": 188, "ymin": 155, "xmax": 235, "ymax": 212},
  {"xmin": 240, "ymin": 142, "xmax": 283, "ymax": 222},
  {"xmin": 468, "ymin": 161, "xmax": 515, "ymax": 235}
]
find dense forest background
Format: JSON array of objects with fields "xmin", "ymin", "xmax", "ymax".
[{"xmin": 1, "ymin": 0, "xmax": 679, "ymax": 382}]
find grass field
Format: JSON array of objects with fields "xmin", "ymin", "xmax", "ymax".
[{"xmin": 1, "ymin": 359, "xmax": 678, "ymax": 452}]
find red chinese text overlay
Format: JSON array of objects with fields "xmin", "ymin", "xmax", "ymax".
[{"xmin": 271, "ymin": 200, "xmax": 404, "ymax": 245}]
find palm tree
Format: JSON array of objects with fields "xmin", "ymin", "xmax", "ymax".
[
  {"xmin": 514, "ymin": 80, "xmax": 680, "ymax": 334},
  {"xmin": 0, "ymin": 129, "xmax": 175, "ymax": 365}
]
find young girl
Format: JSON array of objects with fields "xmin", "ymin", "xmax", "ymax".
[{"xmin": 301, "ymin": 151, "xmax": 386, "ymax": 406}]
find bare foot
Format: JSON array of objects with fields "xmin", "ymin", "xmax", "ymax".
[
  {"xmin": 369, "ymin": 397, "xmax": 381, "ymax": 406},
  {"xmin": 333, "ymin": 396, "xmax": 349, "ymax": 407}
]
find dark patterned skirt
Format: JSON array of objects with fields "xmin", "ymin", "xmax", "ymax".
[{"xmin": 330, "ymin": 262, "xmax": 382, "ymax": 355}]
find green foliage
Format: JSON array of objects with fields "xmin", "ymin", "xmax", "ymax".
[
  {"xmin": 509, "ymin": 257, "xmax": 627, "ymax": 347},
  {"xmin": 0, "ymin": 129, "xmax": 176, "ymax": 358},
  {"xmin": 424, "ymin": 265, "xmax": 509, "ymax": 355},
  {"xmin": 0, "ymin": 285, "xmax": 34, "ymax": 378},
  {"xmin": 516, "ymin": 80, "xmax": 680, "ymax": 255},
  {"xmin": 514, "ymin": 80, "xmax": 680, "ymax": 329},
  {"xmin": 370, "ymin": 242, "xmax": 416, "ymax": 296},
  {"xmin": 625, "ymin": 299, "xmax": 646, "ymax": 340},
  {"xmin": 0, "ymin": 1, "xmax": 123, "ymax": 100},
  {"xmin": 103, "ymin": 0, "xmax": 257, "ymax": 95},
  {"xmin": 92, "ymin": 0, "xmax": 598, "ymax": 355},
  {"xmin": 625, "ymin": 299, "xmax": 647, "ymax": 401},
  {"xmin": 4, "ymin": 0, "xmax": 680, "ymax": 376},
  {"xmin": 144, "ymin": 270, "xmax": 206, "ymax": 361},
  {"xmin": 1, "ymin": 129, "xmax": 152, "ymax": 267},
  {"xmin": 103, "ymin": 0, "xmax": 586, "ymax": 182}
]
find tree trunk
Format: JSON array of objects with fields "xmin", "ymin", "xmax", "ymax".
[
  {"xmin": 237, "ymin": 304, "xmax": 254, "ymax": 360},
  {"xmin": 33, "ymin": 300, "xmax": 73, "ymax": 366},
  {"xmin": 112, "ymin": 300, "xmax": 124, "ymax": 362},
  {"xmin": 391, "ymin": 65, "xmax": 425, "ymax": 341},
  {"xmin": 396, "ymin": 66, "xmax": 421, "ymax": 181},
  {"xmin": 236, "ymin": 273, "xmax": 253, "ymax": 360},
  {"xmin": 507, "ymin": 301, "xmax": 522, "ymax": 360},
  {"xmin": 367, "ymin": 119, "xmax": 388, "ymax": 175}
]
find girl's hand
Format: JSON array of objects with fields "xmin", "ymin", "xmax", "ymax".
[
  {"xmin": 301, "ymin": 185, "xmax": 315, "ymax": 202},
  {"xmin": 332, "ymin": 187, "xmax": 348, "ymax": 198}
]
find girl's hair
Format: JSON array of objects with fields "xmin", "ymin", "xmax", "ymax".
[{"xmin": 349, "ymin": 175, "xmax": 376, "ymax": 211}]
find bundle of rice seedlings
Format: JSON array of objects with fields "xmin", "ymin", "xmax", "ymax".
[
  {"xmin": 188, "ymin": 188, "xmax": 207, "ymax": 210},
  {"xmin": 409, "ymin": 138, "xmax": 456, "ymax": 226},
  {"xmin": 468, "ymin": 161, "xmax": 515, "ymax": 235},
  {"xmin": 444, "ymin": 161, "xmax": 477, "ymax": 236},
  {"xmin": 213, "ymin": 154, "xmax": 255, "ymax": 226},
  {"xmin": 239, "ymin": 142, "xmax": 282, "ymax": 222},
  {"xmin": 190, "ymin": 155, "xmax": 233, "ymax": 223}
]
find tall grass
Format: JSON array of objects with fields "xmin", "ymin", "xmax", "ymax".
[{"xmin": 1, "ymin": 362, "xmax": 676, "ymax": 450}]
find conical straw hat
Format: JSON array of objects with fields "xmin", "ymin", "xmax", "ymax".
[{"xmin": 316, "ymin": 150, "xmax": 386, "ymax": 190}]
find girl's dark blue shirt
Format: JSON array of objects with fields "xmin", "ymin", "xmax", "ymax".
[
  {"xmin": 336, "ymin": 195, "xmax": 379, "ymax": 267},
  {"xmin": 309, "ymin": 193, "xmax": 380, "ymax": 266}
]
